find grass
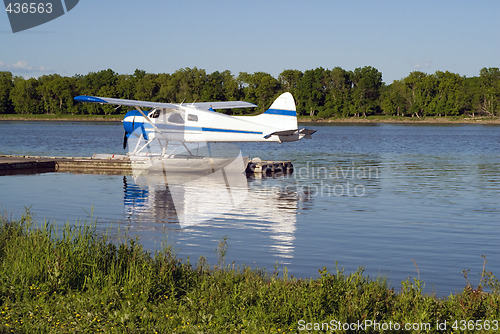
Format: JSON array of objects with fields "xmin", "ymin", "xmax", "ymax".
[{"xmin": 0, "ymin": 212, "xmax": 499, "ymax": 333}]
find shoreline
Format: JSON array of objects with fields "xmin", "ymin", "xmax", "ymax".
[
  {"xmin": 1, "ymin": 114, "xmax": 499, "ymax": 124},
  {"xmin": 0, "ymin": 114, "xmax": 123, "ymax": 122},
  {"xmin": 298, "ymin": 116, "xmax": 500, "ymax": 124}
]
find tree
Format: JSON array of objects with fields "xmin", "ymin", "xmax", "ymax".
[
  {"xmin": 404, "ymin": 71, "xmax": 433, "ymax": 118},
  {"xmin": 2, "ymin": 66, "xmax": 499, "ymax": 119},
  {"xmin": 350, "ymin": 66, "xmax": 383, "ymax": 117},
  {"xmin": 0, "ymin": 71, "xmax": 14, "ymax": 114},
  {"xmin": 430, "ymin": 71, "xmax": 465, "ymax": 117},
  {"xmin": 296, "ymin": 68, "xmax": 328, "ymax": 117},
  {"xmin": 116, "ymin": 74, "xmax": 135, "ymax": 101},
  {"xmin": 323, "ymin": 67, "xmax": 352, "ymax": 118},
  {"xmin": 10, "ymin": 77, "xmax": 43, "ymax": 114},
  {"xmin": 380, "ymin": 80, "xmax": 410, "ymax": 116},
  {"xmin": 76, "ymin": 69, "xmax": 118, "ymax": 115},
  {"xmin": 134, "ymin": 73, "xmax": 159, "ymax": 101},
  {"xmin": 202, "ymin": 71, "xmax": 226, "ymax": 102},
  {"xmin": 278, "ymin": 69, "xmax": 303, "ymax": 99},
  {"xmin": 37, "ymin": 74, "xmax": 77, "ymax": 114},
  {"xmin": 479, "ymin": 67, "xmax": 500, "ymax": 116},
  {"xmin": 239, "ymin": 72, "xmax": 280, "ymax": 113},
  {"xmin": 463, "ymin": 76, "xmax": 482, "ymax": 117},
  {"xmin": 221, "ymin": 70, "xmax": 243, "ymax": 102},
  {"xmin": 170, "ymin": 67, "xmax": 207, "ymax": 102}
]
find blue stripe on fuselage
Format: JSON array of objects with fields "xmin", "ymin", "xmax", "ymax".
[
  {"xmin": 142, "ymin": 123, "xmax": 263, "ymax": 135},
  {"xmin": 199, "ymin": 127, "xmax": 262, "ymax": 134}
]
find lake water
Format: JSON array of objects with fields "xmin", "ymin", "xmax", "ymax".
[{"xmin": 0, "ymin": 121, "xmax": 499, "ymax": 296}]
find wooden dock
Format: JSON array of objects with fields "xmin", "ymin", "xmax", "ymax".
[
  {"xmin": 0, "ymin": 155, "xmax": 131, "ymax": 175},
  {"xmin": 0, "ymin": 155, "xmax": 293, "ymax": 176}
]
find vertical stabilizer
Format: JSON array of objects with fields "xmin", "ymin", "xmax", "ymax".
[
  {"xmin": 265, "ymin": 92, "xmax": 296, "ymax": 116},
  {"xmin": 255, "ymin": 92, "xmax": 298, "ymax": 131}
]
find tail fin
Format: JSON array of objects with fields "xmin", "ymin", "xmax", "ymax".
[
  {"xmin": 252, "ymin": 92, "xmax": 316, "ymax": 142},
  {"xmin": 257, "ymin": 92, "xmax": 298, "ymax": 131},
  {"xmin": 264, "ymin": 92, "xmax": 297, "ymax": 117}
]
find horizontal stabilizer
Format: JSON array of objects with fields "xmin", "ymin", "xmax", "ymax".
[
  {"xmin": 299, "ymin": 128, "xmax": 317, "ymax": 139},
  {"xmin": 263, "ymin": 129, "xmax": 298, "ymax": 139},
  {"xmin": 263, "ymin": 128, "xmax": 316, "ymax": 140}
]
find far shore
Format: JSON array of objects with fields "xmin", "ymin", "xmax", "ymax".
[
  {"xmin": 0, "ymin": 114, "xmax": 499, "ymax": 124},
  {"xmin": 298, "ymin": 116, "xmax": 500, "ymax": 124}
]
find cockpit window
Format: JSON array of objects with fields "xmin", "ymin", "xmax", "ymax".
[
  {"xmin": 168, "ymin": 112, "xmax": 184, "ymax": 124},
  {"xmin": 188, "ymin": 114, "xmax": 198, "ymax": 122},
  {"xmin": 149, "ymin": 110, "xmax": 160, "ymax": 118}
]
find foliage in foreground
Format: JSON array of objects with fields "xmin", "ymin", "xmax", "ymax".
[{"xmin": 0, "ymin": 213, "xmax": 499, "ymax": 333}]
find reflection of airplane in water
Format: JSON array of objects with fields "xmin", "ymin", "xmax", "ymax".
[
  {"xmin": 125, "ymin": 153, "xmax": 248, "ymax": 228},
  {"xmin": 123, "ymin": 171, "xmax": 312, "ymax": 261}
]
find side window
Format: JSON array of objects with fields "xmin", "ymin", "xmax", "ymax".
[
  {"xmin": 188, "ymin": 114, "xmax": 198, "ymax": 122},
  {"xmin": 168, "ymin": 112, "xmax": 185, "ymax": 124}
]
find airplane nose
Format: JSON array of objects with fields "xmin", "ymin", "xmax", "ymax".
[
  {"xmin": 123, "ymin": 110, "xmax": 143, "ymax": 136},
  {"xmin": 122, "ymin": 110, "xmax": 149, "ymax": 149}
]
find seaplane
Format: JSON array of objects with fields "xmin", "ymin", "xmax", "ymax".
[{"xmin": 74, "ymin": 92, "xmax": 315, "ymax": 173}]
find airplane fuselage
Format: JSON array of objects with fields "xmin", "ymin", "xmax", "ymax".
[{"xmin": 124, "ymin": 105, "xmax": 301, "ymax": 143}]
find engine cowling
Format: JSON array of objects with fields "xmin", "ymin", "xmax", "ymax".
[
  {"xmin": 123, "ymin": 110, "xmax": 146, "ymax": 137},
  {"xmin": 122, "ymin": 110, "xmax": 150, "ymax": 149}
]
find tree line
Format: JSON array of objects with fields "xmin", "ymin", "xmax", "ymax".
[{"xmin": 0, "ymin": 67, "xmax": 499, "ymax": 118}]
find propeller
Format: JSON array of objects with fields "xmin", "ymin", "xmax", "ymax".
[
  {"xmin": 122, "ymin": 109, "xmax": 152, "ymax": 150},
  {"xmin": 123, "ymin": 131, "xmax": 128, "ymax": 149}
]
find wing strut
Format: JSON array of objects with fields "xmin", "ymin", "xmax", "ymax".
[{"xmin": 135, "ymin": 106, "xmax": 159, "ymax": 130}]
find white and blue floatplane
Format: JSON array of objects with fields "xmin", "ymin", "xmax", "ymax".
[{"xmin": 74, "ymin": 92, "xmax": 315, "ymax": 173}]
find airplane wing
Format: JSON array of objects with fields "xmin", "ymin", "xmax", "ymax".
[
  {"xmin": 74, "ymin": 96, "xmax": 181, "ymax": 109},
  {"xmin": 190, "ymin": 101, "xmax": 257, "ymax": 110},
  {"xmin": 74, "ymin": 95, "xmax": 256, "ymax": 110}
]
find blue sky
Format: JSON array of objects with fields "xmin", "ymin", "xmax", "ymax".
[{"xmin": 1, "ymin": 0, "xmax": 499, "ymax": 83}]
